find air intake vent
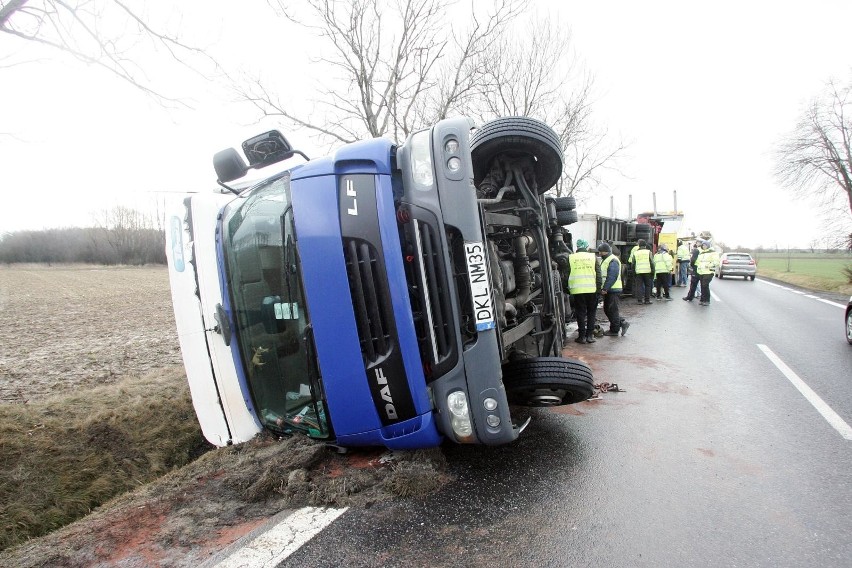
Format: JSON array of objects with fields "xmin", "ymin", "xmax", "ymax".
[{"xmin": 343, "ymin": 239, "xmax": 392, "ymax": 363}]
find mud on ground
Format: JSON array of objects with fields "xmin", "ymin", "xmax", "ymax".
[{"xmin": 1, "ymin": 433, "xmax": 450, "ymax": 568}]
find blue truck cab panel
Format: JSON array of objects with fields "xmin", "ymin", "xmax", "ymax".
[{"xmin": 165, "ymin": 116, "xmax": 592, "ymax": 450}]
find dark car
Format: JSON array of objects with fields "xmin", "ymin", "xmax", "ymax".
[
  {"xmin": 715, "ymin": 252, "xmax": 756, "ymax": 280},
  {"xmin": 846, "ymin": 296, "xmax": 852, "ymax": 345}
]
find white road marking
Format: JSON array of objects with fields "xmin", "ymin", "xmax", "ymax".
[
  {"xmin": 755, "ymin": 279, "xmax": 846, "ymax": 309},
  {"xmin": 757, "ymin": 344, "xmax": 852, "ymax": 441},
  {"xmin": 211, "ymin": 506, "xmax": 347, "ymax": 568},
  {"xmin": 710, "ymin": 290, "xmax": 721, "ymax": 302}
]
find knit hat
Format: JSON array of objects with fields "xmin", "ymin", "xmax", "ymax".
[
  {"xmin": 597, "ymin": 242, "xmax": 611, "ymax": 254},
  {"xmin": 659, "ymin": 244, "xmax": 668, "ymax": 252},
  {"xmin": 576, "ymin": 239, "xmax": 588, "ymax": 250}
]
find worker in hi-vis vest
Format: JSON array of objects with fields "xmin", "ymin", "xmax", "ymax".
[
  {"xmin": 694, "ymin": 240, "xmax": 720, "ymax": 306},
  {"xmin": 676, "ymin": 239, "xmax": 690, "ymax": 286},
  {"xmin": 630, "ymin": 239, "xmax": 655, "ymax": 305},
  {"xmin": 566, "ymin": 239, "xmax": 602, "ymax": 344},
  {"xmin": 653, "ymin": 244, "xmax": 674, "ymax": 300},
  {"xmin": 598, "ymin": 242, "xmax": 630, "ymax": 337}
]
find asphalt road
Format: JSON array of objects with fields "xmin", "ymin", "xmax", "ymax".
[{"xmin": 275, "ymin": 277, "xmax": 852, "ymax": 568}]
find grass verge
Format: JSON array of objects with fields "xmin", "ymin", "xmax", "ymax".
[{"xmin": 0, "ymin": 366, "xmax": 207, "ymax": 552}]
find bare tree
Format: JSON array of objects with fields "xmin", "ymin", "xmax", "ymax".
[
  {"xmin": 244, "ymin": 0, "xmax": 525, "ymax": 144},
  {"xmin": 0, "ymin": 0, "xmax": 218, "ymax": 106},
  {"xmin": 243, "ymin": 1, "xmax": 622, "ymax": 201},
  {"xmin": 775, "ymin": 77, "xmax": 852, "ymax": 248}
]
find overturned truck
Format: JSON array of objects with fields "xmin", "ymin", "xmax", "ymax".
[{"xmin": 165, "ymin": 116, "xmax": 594, "ymax": 450}]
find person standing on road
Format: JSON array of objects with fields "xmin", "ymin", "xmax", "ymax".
[
  {"xmin": 566, "ymin": 239, "xmax": 602, "ymax": 343},
  {"xmin": 676, "ymin": 240, "xmax": 690, "ymax": 286},
  {"xmin": 630, "ymin": 239, "xmax": 654, "ymax": 305},
  {"xmin": 683, "ymin": 241, "xmax": 702, "ymax": 302},
  {"xmin": 598, "ymin": 242, "xmax": 630, "ymax": 336},
  {"xmin": 653, "ymin": 244, "xmax": 673, "ymax": 300},
  {"xmin": 695, "ymin": 241, "xmax": 720, "ymax": 306}
]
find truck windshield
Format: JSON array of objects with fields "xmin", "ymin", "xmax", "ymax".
[{"xmin": 221, "ymin": 174, "xmax": 330, "ymax": 439}]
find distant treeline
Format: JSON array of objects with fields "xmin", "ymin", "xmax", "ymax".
[
  {"xmin": 0, "ymin": 227, "xmax": 166, "ymax": 265},
  {"xmin": 1, "ymin": 206, "xmax": 167, "ymax": 265}
]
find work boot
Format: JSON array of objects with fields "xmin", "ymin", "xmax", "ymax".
[
  {"xmin": 575, "ymin": 336, "xmax": 586, "ymax": 344},
  {"xmin": 664, "ymin": 296, "xmax": 673, "ymax": 301},
  {"xmin": 683, "ymin": 297, "xmax": 692, "ymax": 302},
  {"xmin": 603, "ymin": 330, "xmax": 620, "ymax": 337},
  {"xmin": 585, "ymin": 335, "xmax": 596, "ymax": 343},
  {"xmin": 643, "ymin": 299, "xmax": 652, "ymax": 305},
  {"xmin": 620, "ymin": 321, "xmax": 631, "ymax": 336}
]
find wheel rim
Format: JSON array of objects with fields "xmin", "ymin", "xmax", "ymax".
[
  {"xmin": 515, "ymin": 391, "xmax": 565, "ymax": 406},
  {"xmin": 847, "ymin": 312, "xmax": 852, "ymax": 340}
]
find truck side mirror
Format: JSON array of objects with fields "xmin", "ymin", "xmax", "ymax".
[
  {"xmin": 242, "ymin": 131, "xmax": 294, "ymax": 169},
  {"xmin": 213, "ymin": 148, "xmax": 249, "ymax": 183}
]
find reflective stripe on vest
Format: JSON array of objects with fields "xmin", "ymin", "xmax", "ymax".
[
  {"xmin": 653, "ymin": 252, "xmax": 672, "ymax": 276},
  {"xmin": 633, "ymin": 248, "xmax": 652, "ymax": 274},
  {"xmin": 601, "ymin": 255, "xmax": 623, "ymax": 291},
  {"xmin": 568, "ymin": 252, "xmax": 597, "ymax": 294},
  {"xmin": 696, "ymin": 250, "xmax": 719, "ymax": 274}
]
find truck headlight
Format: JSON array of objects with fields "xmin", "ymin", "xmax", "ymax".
[
  {"xmin": 409, "ymin": 129, "xmax": 434, "ymax": 187},
  {"xmin": 447, "ymin": 391, "xmax": 473, "ymax": 438}
]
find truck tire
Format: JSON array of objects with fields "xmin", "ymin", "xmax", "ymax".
[
  {"xmin": 636, "ymin": 224, "xmax": 653, "ymax": 238},
  {"xmin": 554, "ymin": 196, "xmax": 576, "ymax": 211},
  {"xmin": 471, "ymin": 116, "xmax": 563, "ymax": 194},
  {"xmin": 502, "ymin": 357, "xmax": 594, "ymax": 406},
  {"xmin": 556, "ymin": 209, "xmax": 578, "ymax": 226}
]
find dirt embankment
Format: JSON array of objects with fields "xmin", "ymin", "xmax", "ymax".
[{"xmin": 0, "ymin": 265, "xmax": 452, "ymax": 567}]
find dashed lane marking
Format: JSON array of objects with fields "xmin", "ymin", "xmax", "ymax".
[{"xmin": 757, "ymin": 344, "xmax": 852, "ymax": 441}]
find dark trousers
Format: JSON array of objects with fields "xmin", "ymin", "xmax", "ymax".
[
  {"xmin": 700, "ymin": 274, "xmax": 714, "ymax": 303},
  {"xmin": 655, "ymin": 274, "xmax": 671, "ymax": 298},
  {"xmin": 636, "ymin": 273, "xmax": 653, "ymax": 302},
  {"xmin": 603, "ymin": 291, "xmax": 623, "ymax": 332},
  {"xmin": 573, "ymin": 293, "xmax": 598, "ymax": 337},
  {"xmin": 685, "ymin": 273, "xmax": 700, "ymax": 300}
]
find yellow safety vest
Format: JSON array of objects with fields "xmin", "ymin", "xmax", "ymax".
[
  {"xmin": 653, "ymin": 252, "xmax": 672, "ymax": 276},
  {"xmin": 633, "ymin": 248, "xmax": 652, "ymax": 274},
  {"xmin": 600, "ymin": 254, "xmax": 623, "ymax": 291},
  {"xmin": 568, "ymin": 252, "xmax": 597, "ymax": 294},
  {"xmin": 677, "ymin": 244, "xmax": 690, "ymax": 261},
  {"xmin": 696, "ymin": 249, "xmax": 720, "ymax": 275}
]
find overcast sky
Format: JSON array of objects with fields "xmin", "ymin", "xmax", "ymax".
[{"xmin": 1, "ymin": 0, "xmax": 850, "ymax": 248}]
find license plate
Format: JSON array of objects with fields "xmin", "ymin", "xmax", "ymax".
[{"xmin": 464, "ymin": 242, "xmax": 496, "ymax": 331}]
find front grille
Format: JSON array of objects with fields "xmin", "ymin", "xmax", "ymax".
[
  {"xmin": 343, "ymin": 238, "xmax": 392, "ymax": 363},
  {"xmin": 414, "ymin": 219, "xmax": 453, "ymax": 360},
  {"xmin": 399, "ymin": 211, "xmax": 459, "ymax": 379}
]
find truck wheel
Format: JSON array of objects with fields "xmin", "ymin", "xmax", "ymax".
[
  {"xmin": 502, "ymin": 357, "xmax": 594, "ymax": 406},
  {"xmin": 471, "ymin": 116, "xmax": 563, "ymax": 194},
  {"xmin": 635, "ymin": 224, "xmax": 653, "ymax": 239},
  {"xmin": 554, "ymin": 196, "xmax": 576, "ymax": 211},
  {"xmin": 556, "ymin": 210, "xmax": 578, "ymax": 226}
]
